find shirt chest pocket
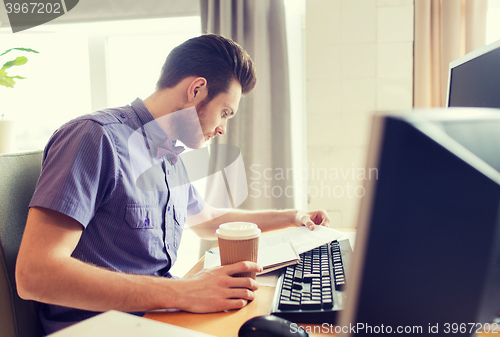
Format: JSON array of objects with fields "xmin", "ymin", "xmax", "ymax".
[
  {"xmin": 125, "ymin": 204, "xmax": 160, "ymax": 229},
  {"xmin": 116, "ymin": 204, "xmax": 163, "ymax": 259}
]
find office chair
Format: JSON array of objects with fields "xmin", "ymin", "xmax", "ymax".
[{"xmin": 0, "ymin": 151, "xmax": 44, "ymax": 337}]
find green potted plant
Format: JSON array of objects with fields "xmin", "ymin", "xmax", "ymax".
[{"xmin": 0, "ymin": 47, "xmax": 39, "ymax": 153}]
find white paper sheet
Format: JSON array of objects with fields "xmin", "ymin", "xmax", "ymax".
[{"xmin": 203, "ymin": 226, "xmax": 344, "ymax": 278}]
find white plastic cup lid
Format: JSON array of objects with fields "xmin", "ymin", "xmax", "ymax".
[{"xmin": 215, "ymin": 222, "xmax": 261, "ymax": 240}]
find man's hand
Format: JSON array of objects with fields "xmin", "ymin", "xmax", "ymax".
[
  {"xmin": 295, "ymin": 209, "xmax": 330, "ymax": 230},
  {"xmin": 176, "ymin": 261, "xmax": 262, "ymax": 313}
]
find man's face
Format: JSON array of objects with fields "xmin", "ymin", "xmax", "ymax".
[{"xmin": 179, "ymin": 79, "xmax": 242, "ymax": 149}]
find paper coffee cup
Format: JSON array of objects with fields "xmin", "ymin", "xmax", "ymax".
[{"xmin": 215, "ymin": 222, "xmax": 261, "ymax": 279}]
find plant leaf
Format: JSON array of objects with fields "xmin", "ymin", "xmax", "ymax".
[
  {"xmin": 0, "ymin": 77, "xmax": 15, "ymax": 88},
  {"xmin": 0, "ymin": 48, "xmax": 37, "ymax": 89},
  {"xmin": 0, "ymin": 48, "xmax": 39, "ymax": 57},
  {"xmin": 1, "ymin": 56, "xmax": 28, "ymax": 72},
  {"xmin": 0, "ymin": 75, "xmax": 25, "ymax": 88}
]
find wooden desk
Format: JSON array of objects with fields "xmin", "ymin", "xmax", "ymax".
[
  {"xmin": 144, "ymin": 256, "xmax": 336, "ymax": 337},
  {"xmin": 145, "ymin": 230, "xmax": 497, "ymax": 337}
]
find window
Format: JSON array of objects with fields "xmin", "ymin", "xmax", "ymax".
[
  {"xmin": 0, "ymin": 29, "xmax": 92, "ymax": 151},
  {"xmin": 284, "ymin": 0, "xmax": 307, "ymax": 210},
  {"xmin": 1, "ymin": 16, "xmax": 201, "ymax": 152},
  {"xmin": 105, "ymin": 18, "xmax": 201, "ymax": 107},
  {"xmin": 487, "ymin": 0, "xmax": 500, "ymax": 44}
]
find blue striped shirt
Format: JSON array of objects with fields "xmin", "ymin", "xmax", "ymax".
[{"xmin": 29, "ymin": 98, "xmax": 204, "ymax": 334}]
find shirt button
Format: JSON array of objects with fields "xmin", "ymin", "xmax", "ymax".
[
  {"xmin": 144, "ymin": 218, "xmax": 150, "ymax": 226},
  {"xmin": 167, "ymin": 244, "xmax": 170, "ymax": 249},
  {"xmin": 119, "ymin": 113, "xmax": 126, "ymax": 119},
  {"xmin": 167, "ymin": 206, "xmax": 170, "ymax": 211}
]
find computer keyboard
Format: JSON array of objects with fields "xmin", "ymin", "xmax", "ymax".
[{"xmin": 270, "ymin": 239, "xmax": 352, "ymax": 324}]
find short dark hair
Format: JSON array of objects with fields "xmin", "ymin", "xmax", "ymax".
[{"xmin": 157, "ymin": 34, "xmax": 257, "ymax": 101}]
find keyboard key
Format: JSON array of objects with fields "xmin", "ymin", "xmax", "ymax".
[
  {"xmin": 323, "ymin": 299, "xmax": 334, "ymax": 308},
  {"xmin": 303, "ymin": 273, "xmax": 320, "ymax": 280},
  {"xmin": 301, "ymin": 300, "xmax": 322, "ymax": 310},
  {"xmin": 279, "ymin": 300, "xmax": 301, "ymax": 310}
]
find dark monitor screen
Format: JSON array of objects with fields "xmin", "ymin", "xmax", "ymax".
[
  {"xmin": 339, "ymin": 108, "xmax": 500, "ymax": 337},
  {"xmin": 448, "ymin": 40, "xmax": 500, "ymax": 108}
]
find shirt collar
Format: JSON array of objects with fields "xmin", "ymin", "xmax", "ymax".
[{"xmin": 130, "ymin": 98, "xmax": 173, "ymax": 149}]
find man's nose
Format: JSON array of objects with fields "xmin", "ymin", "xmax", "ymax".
[{"xmin": 216, "ymin": 122, "xmax": 226, "ymax": 135}]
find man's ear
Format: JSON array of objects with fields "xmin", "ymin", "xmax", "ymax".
[{"xmin": 187, "ymin": 77, "xmax": 208, "ymax": 103}]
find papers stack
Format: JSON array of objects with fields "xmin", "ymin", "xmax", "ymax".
[{"xmin": 204, "ymin": 226, "xmax": 344, "ymax": 274}]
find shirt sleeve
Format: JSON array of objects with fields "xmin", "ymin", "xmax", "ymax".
[
  {"xmin": 186, "ymin": 183, "xmax": 205, "ymax": 216},
  {"xmin": 29, "ymin": 119, "xmax": 117, "ymax": 227}
]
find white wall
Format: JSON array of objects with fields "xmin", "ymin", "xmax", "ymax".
[{"xmin": 305, "ymin": 0, "xmax": 414, "ymax": 228}]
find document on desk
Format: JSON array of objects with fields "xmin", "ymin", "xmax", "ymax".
[
  {"xmin": 204, "ymin": 226, "xmax": 344, "ymax": 274},
  {"xmin": 260, "ymin": 225, "xmax": 344, "ymax": 255},
  {"xmin": 204, "ymin": 245, "xmax": 296, "ymax": 275},
  {"xmin": 48, "ymin": 310, "xmax": 215, "ymax": 337}
]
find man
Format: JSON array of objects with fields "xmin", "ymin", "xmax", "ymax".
[{"xmin": 15, "ymin": 34, "xmax": 329, "ymax": 334}]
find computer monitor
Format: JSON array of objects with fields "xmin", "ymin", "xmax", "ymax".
[
  {"xmin": 339, "ymin": 108, "xmax": 500, "ymax": 336},
  {"xmin": 447, "ymin": 39, "xmax": 500, "ymax": 108}
]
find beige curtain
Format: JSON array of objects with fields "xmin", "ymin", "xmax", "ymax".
[
  {"xmin": 200, "ymin": 0, "xmax": 294, "ymax": 210},
  {"xmin": 414, "ymin": 0, "xmax": 488, "ymax": 107}
]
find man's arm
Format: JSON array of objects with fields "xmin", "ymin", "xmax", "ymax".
[
  {"xmin": 188, "ymin": 205, "xmax": 330, "ymax": 240},
  {"xmin": 16, "ymin": 207, "xmax": 261, "ymax": 313}
]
